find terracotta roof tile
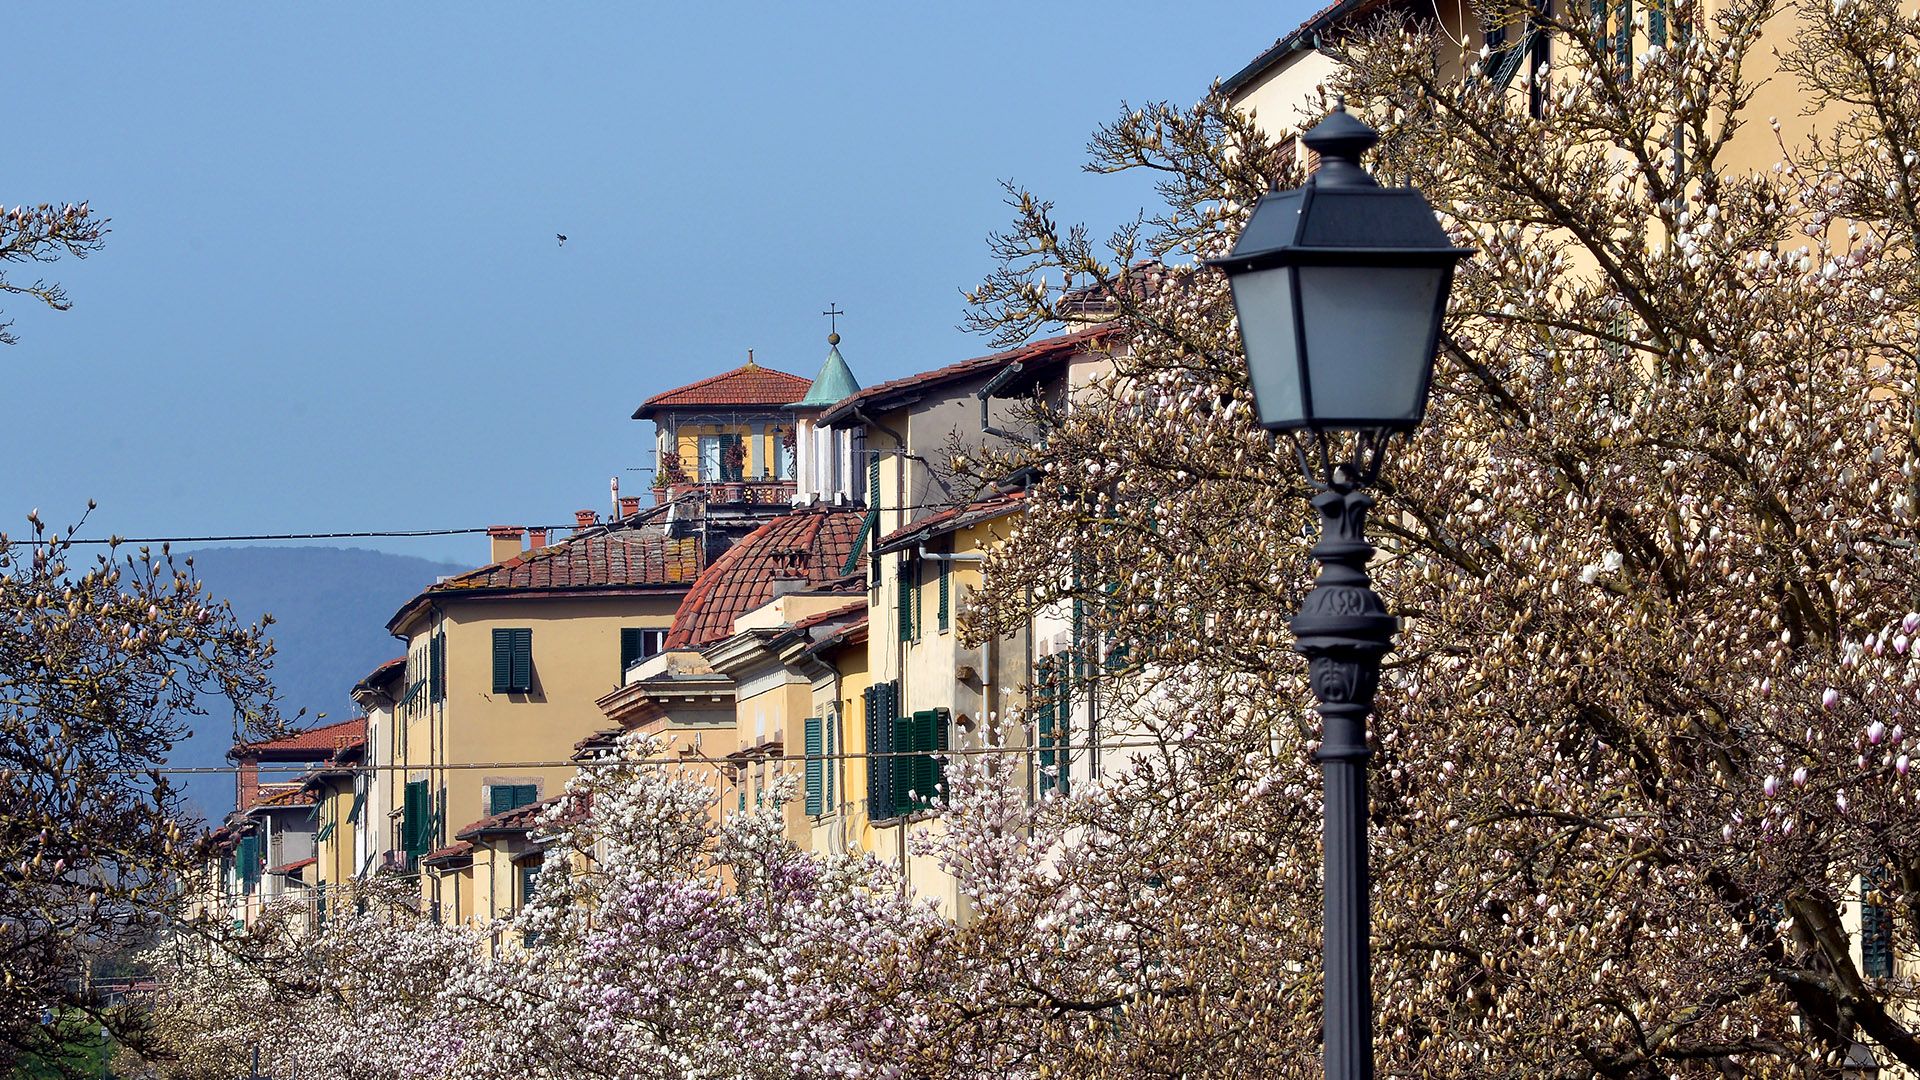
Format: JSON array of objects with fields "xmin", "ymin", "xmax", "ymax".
[
  {"xmin": 456, "ymin": 795, "xmax": 567, "ymax": 840},
  {"xmin": 665, "ymin": 508, "xmax": 868, "ymax": 650},
  {"xmin": 816, "ymin": 327, "xmax": 1113, "ymax": 426},
  {"xmin": 874, "ymin": 490, "xmax": 1027, "ymax": 554},
  {"xmin": 390, "ymin": 522, "xmax": 705, "ymax": 633},
  {"xmin": 233, "ymin": 717, "xmax": 368, "ymax": 760},
  {"xmin": 268, "ymin": 856, "xmax": 316, "ymax": 875},
  {"xmin": 632, "ymin": 362, "xmax": 813, "ymax": 418},
  {"xmin": 790, "ymin": 600, "xmax": 866, "ymax": 631},
  {"xmin": 421, "ymin": 841, "xmax": 474, "ymax": 865}
]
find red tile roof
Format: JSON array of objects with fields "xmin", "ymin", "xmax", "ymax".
[
  {"xmin": 665, "ymin": 508, "xmax": 868, "ymax": 650},
  {"xmin": 421, "ymin": 841, "xmax": 474, "ymax": 866},
  {"xmin": 456, "ymin": 796, "xmax": 561, "ymax": 841},
  {"xmin": 353, "ymin": 657, "xmax": 406, "ymax": 695},
  {"xmin": 815, "ymin": 327, "xmax": 1113, "ymax": 426},
  {"xmin": 233, "ymin": 717, "xmax": 368, "ymax": 761},
  {"xmin": 631, "ymin": 362, "xmax": 813, "ymax": 419},
  {"xmin": 389, "ymin": 523, "xmax": 704, "ymax": 633},
  {"xmin": 250, "ymin": 785, "xmax": 315, "ymax": 810},
  {"xmin": 874, "ymin": 490, "xmax": 1027, "ymax": 555},
  {"xmin": 790, "ymin": 600, "xmax": 866, "ymax": 631},
  {"xmin": 268, "ymin": 856, "xmax": 316, "ymax": 875}
]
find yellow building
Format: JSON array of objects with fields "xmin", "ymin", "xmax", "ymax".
[
  {"xmin": 384, "ymin": 513, "xmax": 703, "ymax": 921},
  {"xmin": 298, "ymin": 726, "xmax": 367, "ymax": 925}
]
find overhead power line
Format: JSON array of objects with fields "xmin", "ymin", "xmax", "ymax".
[{"xmin": 143, "ymin": 737, "xmax": 1208, "ymax": 777}]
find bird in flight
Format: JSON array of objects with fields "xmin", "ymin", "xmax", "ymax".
[{"xmin": 556, "ymin": 233, "xmax": 568, "ymax": 247}]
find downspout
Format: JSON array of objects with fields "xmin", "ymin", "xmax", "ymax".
[{"xmin": 977, "ymin": 362, "xmax": 1032, "ymax": 444}]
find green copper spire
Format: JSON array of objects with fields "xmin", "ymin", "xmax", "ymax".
[{"xmin": 788, "ymin": 332, "xmax": 860, "ymax": 409}]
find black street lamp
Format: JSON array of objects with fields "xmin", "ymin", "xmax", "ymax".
[{"xmin": 1208, "ymin": 103, "xmax": 1470, "ymax": 1080}]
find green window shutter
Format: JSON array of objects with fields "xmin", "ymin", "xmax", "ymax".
[
  {"xmin": 1864, "ymin": 867, "xmax": 1895, "ymax": 978},
  {"xmin": 511, "ymin": 629, "xmax": 532, "ymax": 692},
  {"xmin": 492, "ymin": 629, "xmax": 513, "ymax": 693},
  {"xmin": 910, "ymin": 709, "xmax": 946, "ymax": 809},
  {"xmin": 403, "ymin": 780, "xmax": 429, "ymax": 859},
  {"xmin": 520, "ymin": 863, "xmax": 540, "ymax": 906},
  {"xmin": 739, "ymin": 784, "xmax": 747, "ymax": 812},
  {"xmin": 804, "ymin": 715, "xmax": 825, "ymax": 816},
  {"xmin": 867, "ymin": 684, "xmax": 879, "ymax": 810},
  {"xmin": 912, "ymin": 561, "xmax": 923, "ymax": 639},
  {"xmin": 489, "ymin": 784, "xmax": 537, "ymax": 816},
  {"xmin": 1647, "ymin": 0, "xmax": 1665, "ymax": 45},
  {"xmin": 937, "ymin": 560, "xmax": 950, "ymax": 632},
  {"xmin": 620, "ymin": 627, "xmax": 644, "ymax": 675},
  {"xmin": 429, "ymin": 632, "xmax": 445, "ymax": 702},
  {"xmin": 346, "ymin": 789, "xmax": 365, "ymax": 824},
  {"xmin": 824, "ymin": 708, "xmax": 836, "ymax": 807},
  {"xmin": 1037, "ymin": 655, "xmax": 1069, "ymax": 796},
  {"xmin": 897, "ymin": 561, "xmax": 914, "ymax": 643},
  {"xmin": 316, "ymin": 820, "xmax": 334, "ymax": 842},
  {"xmin": 891, "ymin": 711, "xmax": 917, "ymax": 812}
]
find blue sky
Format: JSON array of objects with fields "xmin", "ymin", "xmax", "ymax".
[{"xmin": 4, "ymin": 4, "xmax": 1307, "ymax": 567}]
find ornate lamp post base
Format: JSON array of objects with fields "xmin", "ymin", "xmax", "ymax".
[{"xmin": 1292, "ymin": 483, "xmax": 1397, "ymax": 1080}]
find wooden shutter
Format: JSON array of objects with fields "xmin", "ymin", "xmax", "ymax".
[
  {"xmin": 403, "ymin": 780, "xmax": 429, "ymax": 858},
  {"xmin": 897, "ymin": 561, "xmax": 914, "ymax": 642},
  {"xmin": 488, "ymin": 784, "xmax": 536, "ymax": 816},
  {"xmin": 892, "ymin": 711, "xmax": 917, "ymax": 812},
  {"xmin": 864, "ymin": 685, "xmax": 881, "ymax": 819},
  {"xmin": 937, "ymin": 559, "xmax": 950, "ymax": 631},
  {"xmin": 620, "ymin": 628, "xmax": 644, "ymax": 675},
  {"xmin": 492, "ymin": 629, "xmax": 513, "ymax": 693},
  {"xmin": 1864, "ymin": 867, "xmax": 1895, "ymax": 977},
  {"xmin": 804, "ymin": 715, "xmax": 825, "ymax": 816},
  {"xmin": 824, "ymin": 707, "xmax": 836, "ymax": 807},
  {"xmin": 911, "ymin": 709, "xmax": 947, "ymax": 808},
  {"xmin": 429, "ymin": 632, "xmax": 445, "ymax": 702},
  {"xmin": 511, "ymin": 629, "xmax": 532, "ymax": 692}
]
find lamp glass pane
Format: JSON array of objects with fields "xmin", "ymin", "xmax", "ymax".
[
  {"xmin": 1226, "ymin": 265, "xmax": 1305, "ymax": 429},
  {"xmin": 1298, "ymin": 265, "xmax": 1444, "ymax": 426}
]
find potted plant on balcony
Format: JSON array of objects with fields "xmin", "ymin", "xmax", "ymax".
[
  {"xmin": 720, "ymin": 438, "xmax": 747, "ymax": 502},
  {"xmin": 656, "ymin": 451, "xmax": 689, "ymax": 502}
]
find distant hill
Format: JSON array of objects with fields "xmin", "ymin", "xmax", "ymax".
[{"xmin": 168, "ymin": 546, "xmax": 469, "ymax": 825}]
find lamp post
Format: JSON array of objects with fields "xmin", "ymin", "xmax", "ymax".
[{"xmin": 1207, "ymin": 103, "xmax": 1470, "ymax": 1080}]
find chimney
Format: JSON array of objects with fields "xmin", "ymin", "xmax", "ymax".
[
  {"xmin": 236, "ymin": 756, "xmax": 260, "ymax": 810},
  {"xmin": 619, "ymin": 496, "xmax": 642, "ymax": 518},
  {"xmin": 610, "ymin": 475, "xmax": 621, "ymax": 518},
  {"xmin": 527, "ymin": 527, "xmax": 549, "ymax": 551},
  {"xmin": 488, "ymin": 525, "xmax": 525, "ymax": 564},
  {"xmin": 574, "ymin": 509, "xmax": 598, "ymax": 534}
]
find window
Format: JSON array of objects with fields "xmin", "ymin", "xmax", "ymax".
[
  {"xmin": 1034, "ymin": 653, "xmax": 1071, "ymax": 796},
  {"xmin": 1863, "ymin": 867, "xmax": 1895, "ymax": 978},
  {"xmin": 864, "ymin": 681, "xmax": 899, "ymax": 820},
  {"xmin": 805, "ymin": 715, "xmax": 826, "ymax": 816},
  {"xmin": 1592, "ymin": 0, "xmax": 1632, "ymax": 69},
  {"xmin": 519, "ymin": 862, "xmax": 541, "ymax": 908},
  {"xmin": 402, "ymin": 780, "xmax": 431, "ymax": 866},
  {"xmin": 937, "ymin": 559, "xmax": 951, "ymax": 632},
  {"xmin": 896, "ymin": 561, "xmax": 916, "ymax": 642},
  {"xmin": 803, "ymin": 709, "xmax": 838, "ymax": 816},
  {"xmin": 492, "ymin": 628, "xmax": 533, "ymax": 693},
  {"xmin": 864, "ymin": 683, "xmax": 945, "ymax": 819},
  {"xmin": 619, "ymin": 628, "xmax": 666, "ymax": 676},
  {"xmin": 428, "ymin": 631, "xmax": 446, "ymax": 703},
  {"xmin": 488, "ymin": 783, "xmax": 538, "ymax": 816},
  {"xmin": 698, "ymin": 433, "xmax": 745, "ymax": 482}
]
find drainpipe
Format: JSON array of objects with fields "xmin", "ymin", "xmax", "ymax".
[{"xmin": 977, "ymin": 362, "xmax": 1033, "ymax": 444}]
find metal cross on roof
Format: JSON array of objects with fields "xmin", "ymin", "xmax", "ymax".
[{"xmin": 822, "ymin": 303, "xmax": 844, "ymax": 335}]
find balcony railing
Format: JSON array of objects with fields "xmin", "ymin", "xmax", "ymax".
[{"xmin": 657, "ymin": 480, "xmax": 797, "ymax": 507}]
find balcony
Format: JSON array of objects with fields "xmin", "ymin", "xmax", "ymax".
[{"xmin": 656, "ymin": 480, "xmax": 796, "ymax": 507}]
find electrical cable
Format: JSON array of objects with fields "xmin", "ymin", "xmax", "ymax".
[
  {"xmin": 137, "ymin": 736, "xmax": 1223, "ymax": 776},
  {"xmin": 50, "ymin": 498, "xmax": 1023, "ymax": 548}
]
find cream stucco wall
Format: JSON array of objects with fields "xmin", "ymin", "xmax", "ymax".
[{"xmin": 394, "ymin": 592, "xmax": 680, "ymax": 892}]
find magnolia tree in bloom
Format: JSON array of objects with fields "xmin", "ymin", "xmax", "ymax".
[
  {"xmin": 944, "ymin": 0, "xmax": 1920, "ymax": 1072},
  {"xmin": 146, "ymin": 0, "xmax": 1920, "ymax": 1075},
  {"xmin": 145, "ymin": 735, "xmax": 946, "ymax": 1080}
]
